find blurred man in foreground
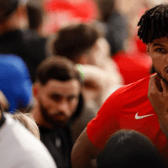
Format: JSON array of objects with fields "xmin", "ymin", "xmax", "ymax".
[{"xmin": 71, "ymin": 4, "xmax": 168, "ymax": 167}]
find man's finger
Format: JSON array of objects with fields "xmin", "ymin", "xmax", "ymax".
[
  {"xmin": 148, "ymin": 74, "xmax": 161, "ymax": 96},
  {"xmin": 161, "ymin": 79, "xmax": 168, "ymax": 96}
]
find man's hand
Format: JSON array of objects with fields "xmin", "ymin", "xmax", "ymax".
[{"xmin": 148, "ymin": 74, "xmax": 168, "ymax": 138}]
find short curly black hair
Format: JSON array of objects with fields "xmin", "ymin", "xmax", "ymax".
[{"xmin": 137, "ymin": 4, "xmax": 168, "ymax": 44}]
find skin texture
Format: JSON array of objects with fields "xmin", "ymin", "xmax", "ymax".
[
  {"xmin": 148, "ymin": 74, "xmax": 168, "ymax": 139},
  {"xmin": 147, "ymin": 37, "xmax": 168, "ymax": 83},
  {"xmin": 32, "ymin": 79, "xmax": 81, "ymax": 128},
  {"xmin": 71, "ymin": 128, "xmax": 102, "ymax": 168},
  {"xmin": 147, "ymin": 37, "xmax": 168, "ymax": 139}
]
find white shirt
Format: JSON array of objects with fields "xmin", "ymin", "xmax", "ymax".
[{"xmin": 0, "ymin": 114, "xmax": 57, "ymax": 168}]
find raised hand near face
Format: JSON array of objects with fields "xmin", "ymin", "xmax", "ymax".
[{"xmin": 148, "ymin": 73, "xmax": 168, "ymax": 139}]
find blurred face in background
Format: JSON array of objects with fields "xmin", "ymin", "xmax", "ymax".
[
  {"xmin": 85, "ymin": 38, "xmax": 110, "ymax": 66},
  {"xmin": 36, "ymin": 79, "xmax": 81, "ymax": 128}
]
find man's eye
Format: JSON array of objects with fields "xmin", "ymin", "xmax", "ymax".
[
  {"xmin": 67, "ymin": 96, "xmax": 76, "ymax": 102},
  {"xmin": 156, "ymin": 48, "xmax": 166, "ymax": 53},
  {"xmin": 68, "ymin": 97, "xmax": 74, "ymax": 102},
  {"xmin": 50, "ymin": 95, "xmax": 60, "ymax": 101}
]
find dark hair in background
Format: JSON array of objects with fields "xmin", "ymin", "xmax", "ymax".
[
  {"xmin": 97, "ymin": 130, "xmax": 167, "ymax": 168},
  {"xmin": 26, "ymin": 4, "xmax": 43, "ymax": 31},
  {"xmin": 138, "ymin": 4, "xmax": 168, "ymax": 44},
  {"xmin": 0, "ymin": 0, "xmax": 19, "ymax": 23},
  {"xmin": 53, "ymin": 24, "xmax": 100, "ymax": 63},
  {"xmin": 35, "ymin": 56, "xmax": 82, "ymax": 85},
  {"xmin": 95, "ymin": 0, "xmax": 115, "ymax": 22}
]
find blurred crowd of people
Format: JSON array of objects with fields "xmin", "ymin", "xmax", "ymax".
[{"xmin": 0, "ymin": 0, "xmax": 168, "ymax": 168}]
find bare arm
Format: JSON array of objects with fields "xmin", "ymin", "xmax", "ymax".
[{"xmin": 71, "ymin": 128, "xmax": 102, "ymax": 168}]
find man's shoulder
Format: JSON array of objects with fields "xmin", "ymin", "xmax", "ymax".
[
  {"xmin": 109, "ymin": 75, "xmax": 150, "ymax": 99},
  {"xmin": 101, "ymin": 75, "xmax": 151, "ymax": 110}
]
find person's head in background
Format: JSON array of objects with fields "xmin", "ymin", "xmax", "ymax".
[
  {"xmin": 32, "ymin": 56, "xmax": 83, "ymax": 129},
  {"xmin": 12, "ymin": 112, "xmax": 40, "ymax": 139},
  {"xmin": 97, "ymin": 130, "xmax": 167, "ymax": 168},
  {"xmin": 138, "ymin": 4, "xmax": 168, "ymax": 84},
  {"xmin": 0, "ymin": 0, "xmax": 28, "ymax": 34},
  {"xmin": 52, "ymin": 23, "xmax": 111, "ymax": 65},
  {"xmin": 51, "ymin": 23, "xmax": 123, "ymax": 105}
]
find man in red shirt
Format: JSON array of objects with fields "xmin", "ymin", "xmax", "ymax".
[{"xmin": 71, "ymin": 4, "xmax": 168, "ymax": 168}]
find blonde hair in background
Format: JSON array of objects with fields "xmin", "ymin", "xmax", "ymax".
[{"xmin": 12, "ymin": 112, "xmax": 40, "ymax": 139}]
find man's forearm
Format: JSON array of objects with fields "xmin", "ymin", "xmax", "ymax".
[
  {"xmin": 71, "ymin": 129, "xmax": 101, "ymax": 168},
  {"xmin": 71, "ymin": 144, "xmax": 96, "ymax": 168}
]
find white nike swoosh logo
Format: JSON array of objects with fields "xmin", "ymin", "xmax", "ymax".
[{"xmin": 135, "ymin": 112, "xmax": 154, "ymax": 120}]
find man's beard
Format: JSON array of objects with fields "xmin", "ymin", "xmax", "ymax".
[
  {"xmin": 155, "ymin": 69, "xmax": 168, "ymax": 85},
  {"xmin": 39, "ymin": 100, "xmax": 68, "ymax": 128}
]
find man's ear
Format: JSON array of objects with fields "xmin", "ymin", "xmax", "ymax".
[{"xmin": 32, "ymin": 83, "xmax": 40, "ymax": 99}]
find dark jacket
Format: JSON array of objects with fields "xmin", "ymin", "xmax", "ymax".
[{"xmin": 39, "ymin": 94, "xmax": 84, "ymax": 168}]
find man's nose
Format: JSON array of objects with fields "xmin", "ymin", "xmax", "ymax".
[{"xmin": 58, "ymin": 100, "xmax": 71, "ymax": 117}]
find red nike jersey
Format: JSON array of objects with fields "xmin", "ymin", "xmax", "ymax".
[{"xmin": 87, "ymin": 75, "xmax": 168, "ymax": 159}]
